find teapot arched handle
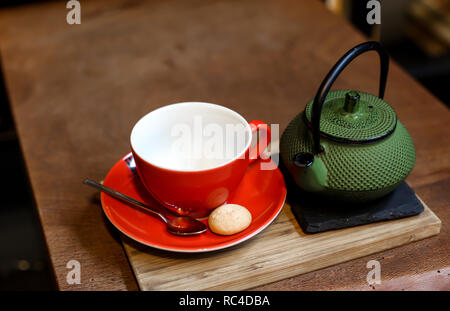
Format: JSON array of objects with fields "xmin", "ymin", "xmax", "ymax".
[{"xmin": 311, "ymin": 41, "xmax": 389, "ymax": 154}]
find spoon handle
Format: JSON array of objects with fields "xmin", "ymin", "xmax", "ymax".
[{"xmin": 83, "ymin": 179, "xmax": 167, "ymax": 223}]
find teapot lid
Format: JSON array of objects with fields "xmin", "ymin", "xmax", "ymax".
[{"xmin": 304, "ymin": 90, "xmax": 397, "ymax": 143}]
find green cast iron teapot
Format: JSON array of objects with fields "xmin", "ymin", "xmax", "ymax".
[{"xmin": 280, "ymin": 41, "xmax": 415, "ymax": 203}]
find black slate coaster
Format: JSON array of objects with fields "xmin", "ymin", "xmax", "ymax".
[{"xmin": 280, "ymin": 161, "xmax": 424, "ymax": 234}]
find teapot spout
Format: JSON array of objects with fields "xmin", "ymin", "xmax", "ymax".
[{"xmin": 292, "ymin": 152, "xmax": 327, "ymax": 193}]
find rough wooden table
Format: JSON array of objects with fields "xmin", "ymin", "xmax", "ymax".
[{"xmin": 0, "ymin": 0, "xmax": 448, "ymax": 291}]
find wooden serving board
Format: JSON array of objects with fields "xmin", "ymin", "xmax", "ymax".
[{"xmin": 122, "ymin": 198, "xmax": 441, "ymax": 291}]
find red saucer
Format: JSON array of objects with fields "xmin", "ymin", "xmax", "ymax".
[{"xmin": 101, "ymin": 153, "xmax": 286, "ymax": 253}]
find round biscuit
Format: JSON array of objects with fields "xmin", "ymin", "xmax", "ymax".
[{"xmin": 208, "ymin": 204, "xmax": 252, "ymax": 235}]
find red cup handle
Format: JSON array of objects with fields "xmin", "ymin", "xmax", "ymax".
[{"xmin": 248, "ymin": 120, "xmax": 271, "ymax": 163}]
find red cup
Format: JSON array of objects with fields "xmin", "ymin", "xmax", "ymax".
[{"xmin": 130, "ymin": 102, "xmax": 271, "ymax": 218}]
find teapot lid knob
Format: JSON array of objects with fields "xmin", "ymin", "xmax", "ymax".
[{"xmin": 344, "ymin": 91, "xmax": 360, "ymax": 113}]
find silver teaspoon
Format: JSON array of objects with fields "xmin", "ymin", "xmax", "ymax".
[{"xmin": 83, "ymin": 179, "xmax": 207, "ymax": 236}]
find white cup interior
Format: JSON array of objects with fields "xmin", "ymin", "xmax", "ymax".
[{"xmin": 130, "ymin": 102, "xmax": 252, "ymax": 171}]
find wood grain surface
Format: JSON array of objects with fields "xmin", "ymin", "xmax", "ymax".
[
  {"xmin": 124, "ymin": 200, "xmax": 440, "ymax": 291},
  {"xmin": 0, "ymin": 0, "xmax": 448, "ymax": 290}
]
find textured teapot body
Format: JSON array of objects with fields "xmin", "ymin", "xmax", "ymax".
[{"xmin": 280, "ymin": 102, "xmax": 416, "ymax": 202}]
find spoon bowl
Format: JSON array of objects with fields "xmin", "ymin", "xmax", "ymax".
[{"xmin": 167, "ymin": 216, "xmax": 209, "ymax": 236}]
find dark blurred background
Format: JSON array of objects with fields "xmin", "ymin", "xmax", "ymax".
[
  {"xmin": 0, "ymin": 65, "xmax": 55, "ymax": 290},
  {"xmin": 0, "ymin": 0, "xmax": 448, "ymax": 290},
  {"xmin": 326, "ymin": 0, "xmax": 450, "ymax": 105}
]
